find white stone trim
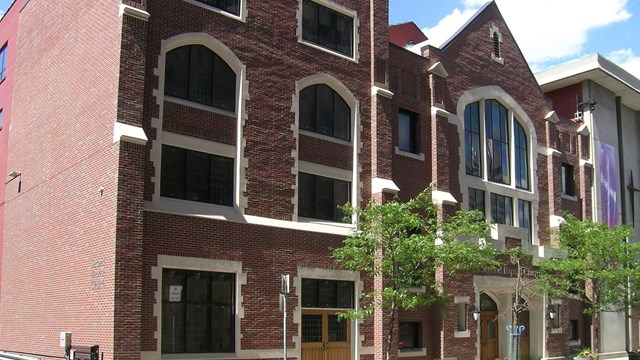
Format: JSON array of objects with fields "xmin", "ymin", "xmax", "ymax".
[
  {"xmin": 545, "ymin": 111, "xmax": 560, "ymax": 123},
  {"xmin": 537, "ymin": 145, "xmax": 561, "ymax": 156},
  {"xmin": 371, "ymin": 86, "xmax": 394, "ymax": 98},
  {"xmin": 163, "ymin": 131, "xmax": 235, "ymax": 158},
  {"xmin": 489, "ymin": 25, "xmax": 504, "ymax": 65},
  {"xmin": 394, "ymin": 146, "xmax": 425, "ymax": 161},
  {"xmin": 296, "ymin": 0, "xmax": 359, "ymax": 62},
  {"xmin": 113, "ymin": 122, "xmax": 148, "ymax": 145},
  {"xmin": 398, "ymin": 348, "xmax": 427, "ymax": 357},
  {"xmin": 432, "ymin": 190, "xmax": 457, "ymax": 205},
  {"xmin": 150, "ymin": 255, "xmax": 247, "ymax": 359},
  {"xmin": 118, "ymin": 4, "xmax": 150, "ymax": 21},
  {"xmin": 299, "ymin": 160, "xmax": 352, "ymax": 182},
  {"xmin": 181, "ymin": 0, "xmax": 247, "ymax": 22},
  {"xmin": 428, "ymin": 62, "xmax": 448, "ymax": 78},
  {"xmin": 371, "ymin": 177, "xmax": 400, "ymax": 194}
]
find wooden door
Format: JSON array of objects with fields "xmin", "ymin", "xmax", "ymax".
[
  {"xmin": 480, "ymin": 311, "xmax": 498, "ymax": 360},
  {"xmin": 301, "ymin": 310, "xmax": 350, "ymax": 360},
  {"xmin": 517, "ymin": 311, "xmax": 530, "ymax": 360}
]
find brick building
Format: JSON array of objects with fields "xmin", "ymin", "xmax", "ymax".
[{"xmin": 0, "ymin": 1, "xmax": 638, "ymax": 360}]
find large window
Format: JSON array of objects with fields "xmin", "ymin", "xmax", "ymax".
[
  {"xmin": 490, "ymin": 193, "xmax": 513, "ymax": 225},
  {"xmin": 465, "ymin": 99, "xmax": 529, "ymax": 187},
  {"xmin": 301, "ymin": 0, "xmax": 354, "ymax": 57},
  {"xmin": 301, "ymin": 278, "xmax": 354, "ymax": 308},
  {"xmin": 0, "ymin": 43, "xmax": 6, "ymax": 81},
  {"xmin": 161, "ymin": 145, "xmax": 234, "ymax": 206},
  {"xmin": 299, "ymin": 172, "xmax": 350, "ymax": 222},
  {"xmin": 399, "ymin": 322, "xmax": 421, "ymax": 350},
  {"xmin": 162, "ymin": 269, "xmax": 235, "ymax": 353},
  {"xmin": 300, "ymin": 84, "xmax": 351, "ymax": 141},
  {"xmin": 165, "ymin": 45, "xmax": 236, "ymax": 111},
  {"xmin": 195, "ymin": 0, "xmax": 240, "ymax": 15},
  {"xmin": 398, "ymin": 109, "xmax": 419, "ymax": 154}
]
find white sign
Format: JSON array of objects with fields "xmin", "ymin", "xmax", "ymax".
[{"xmin": 169, "ymin": 285, "xmax": 182, "ymax": 302}]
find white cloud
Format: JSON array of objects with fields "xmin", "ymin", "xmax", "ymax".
[
  {"xmin": 607, "ymin": 48, "xmax": 640, "ymax": 79},
  {"xmin": 423, "ymin": 0, "xmax": 631, "ymax": 69}
]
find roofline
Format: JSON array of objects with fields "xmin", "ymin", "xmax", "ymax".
[{"xmin": 435, "ymin": 1, "xmax": 493, "ymax": 50}]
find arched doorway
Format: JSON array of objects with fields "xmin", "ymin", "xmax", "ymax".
[{"xmin": 480, "ymin": 293, "xmax": 499, "ymax": 360}]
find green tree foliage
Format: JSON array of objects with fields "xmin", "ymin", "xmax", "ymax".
[{"xmin": 332, "ymin": 186, "xmax": 499, "ymax": 360}]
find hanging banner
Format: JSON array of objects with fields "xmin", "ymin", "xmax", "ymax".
[{"xmin": 599, "ymin": 142, "xmax": 618, "ymax": 227}]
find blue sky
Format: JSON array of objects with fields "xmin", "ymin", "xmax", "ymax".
[
  {"xmin": 389, "ymin": 0, "xmax": 640, "ymax": 78},
  {"xmin": 2, "ymin": 0, "xmax": 639, "ymax": 78}
]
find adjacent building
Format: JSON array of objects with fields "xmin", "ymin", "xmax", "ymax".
[{"xmin": 0, "ymin": 1, "xmax": 638, "ymax": 360}]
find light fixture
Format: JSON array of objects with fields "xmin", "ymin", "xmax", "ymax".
[
  {"xmin": 577, "ymin": 99, "xmax": 597, "ymax": 112},
  {"xmin": 5, "ymin": 170, "xmax": 21, "ymax": 185},
  {"xmin": 548, "ymin": 307, "xmax": 557, "ymax": 320},
  {"xmin": 472, "ymin": 308, "xmax": 481, "ymax": 321}
]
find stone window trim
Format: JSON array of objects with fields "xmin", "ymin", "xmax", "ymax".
[
  {"xmin": 152, "ymin": 33, "xmax": 248, "ymax": 213},
  {"xmin": 456, "ymin": 86, "xmax": 539, "ymax": 245},
  {"xmin": 296, "ymin": 0, "xmax": 360, "ymax": 62},
  {"xmin": 454, "ymin": 296, "xmax": 471, "ymax": 338},
  {"xmin": 490, "ymin": 25, "xmax": 504, "ymax": 65},
  {"xmin": 292, "ymin": 74, "xmax": 361, "ymax": 224},
  {"xmin": 182, "ymin": 0, "xmax": 247, "ymax": 22},
  {"xmin": 151, "ymin": 255, "xmax": 247, "ymax": 357}
]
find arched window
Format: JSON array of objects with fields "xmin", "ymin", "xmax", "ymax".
[
  {"xmin": 299, "ymin": 84, "xmax": 351, "ymax": 141},
  {"xmin": 514, "ymin": 121, "xmax": 529, "ymax": 190},
  {"xmin": 165, "ymin": 44, "xmax": 236, "ymax": 111}
]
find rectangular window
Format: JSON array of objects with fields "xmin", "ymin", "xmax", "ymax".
[
  {"xmin": 561, "ymin": 163, "xmax": 575, "ymax": 196},
  {"xmin": 197, "ymin": 0, "xmax": 240, "ymax": 15},
  {"xmin": 468, "ymin": 188, "xmax": 485, "ymax": 216},
  {"xmin": 485, "ymin": 99, "xmax": 510, "ymax": 184},
  {"xmin": 0, "ymin": 43, "xmax": 6, "ymax": 81},
  {"xmin": 0, "ymin": 109, "xmax": 3, "ymax": 131},
  {"xmin": 490, "ymin": 193, "xmax": 513, "ymax": 226},
  {"xmin": 299, "ymin": 172, "xmax": 350, "ymax": 222},
  {"xmin": 464, "ymin": 102, "xmax": 482, "ymax": 177},
  {"xmin": 162, "ymin": 269, "xmax": 235, "ymax": 353},
  {"xmin": 301, "ymin": 278, "xmax": 354, "ymax": 308},
  {"xmin": 161, "ymin": 145, "xmax": 234, "ymax": 206},
  {"xmin": 569, "ymin": 319, "xmax": 579, "ymax": 340},
  {"xmin": 456, "ymin": 303, "xmax": 468, "ymax": 332},
  {"xmin": 398, "ymin": 109, "xmax": 419, "ymax": 153},
  {"xmin": 518, "ymin": 199, "xmax": 531, "ymax": 230},
  {"xmin": 551, "ymin": 304, "xmax": 560, "ymax": 329},
  {"xmin": 302, "ymin": 0, "xmax": 354, "ymax": 57},
  {"xmin": 399, "ymin": 322, "xmax": 421, "ymax": 349}
]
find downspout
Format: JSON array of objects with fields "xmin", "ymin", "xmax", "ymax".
[{"xmin": 615, "ymin": 96, "xmax": 633, "ymax": 353}]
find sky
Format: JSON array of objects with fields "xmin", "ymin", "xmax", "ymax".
[
  {"xmin": 389, "ymin": 0, "xmax": 640, "ymax": 78},
  {"xmin": 1, "ymin": 0, "xmax": 639, "ymax": 79}
]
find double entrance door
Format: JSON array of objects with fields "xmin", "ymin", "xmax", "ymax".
[{"xmin": 301, "ymin": 310, "xmax": 350, "ymax": 360}]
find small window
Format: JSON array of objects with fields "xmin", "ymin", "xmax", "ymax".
[
  {"xmin": 561, "ymin": 163, "xmax": 575, "ymax": 196},
  {"xmin": 0, "ymin": 109, "xmax": 3, "ymax": 131},
  {"xmin": 195, "ymin": 0, "xmax": 240, "ymax": 15},
  {"xmin": 302, "ymin": 0, "xmax": 354, "ymax": 58},
  {"xmin": 165, "ymin": 45, "xmax": 236, "ymax": 111},
  {"xmin": 0, "ymin": 43, "xmax": 7, "ymax": 81},
  {"xmin": 569, "ymin": 319, "xmax": 579, "ymax": 340},
  {"xmin": 301, "ymin": 278, "xmax": 354, "ymax": 308},
  {"xmin": 161, "ymin": 145, "xmax": 234, "ymax": 206},
  {"xmin": 398, "ymin": 109, "xmax": 419, "ymax": 153},
  {"xmin": 468, "ymin": 188, "xmax": 485, "ymax": 217},
  {"xmin": 518, "ymin": 199, "xmax": 531, "ymax": 230},
  {"xmin": 514, "ymin": 121, "xmax": 529, "ymax": 189},
  {"xmin": 492, "ymin": 32, "xmax": 500, "ymax": 58},
  {"xmin": 162, "ymin": 269, "xmax": 235, "ymax": 353},
  {"xmin": 298, "ymin": 172, "xmax": 350, "ymax": 222},
  {"xmin": 399, "ymin": 322, "xmax": 421, "ymax": 350},
  {"xmin": 551, "ymin": 304, "xmax": 561, "ymax": 329},
  {"xmin": 490, "ymin": 193, "xmax": 513, "ymax": 225},
  {"xmin": 300, "ymin": 84, "xmax": 351, "ymax": 141},
  {"xmin": 456, "ymin": 303, "xmax": 468, "ymax": 332}
]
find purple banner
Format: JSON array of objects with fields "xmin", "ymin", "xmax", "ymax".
[{"xmin": 600, "ymin": 142, "xmax": 618, "ymax": 226}]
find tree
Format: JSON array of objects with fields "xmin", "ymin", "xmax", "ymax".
[
  {"xmin": 538, "ymin": 213, "xmax": 640, "ymax": 355},
  {"xmin": 332, "ymin": 185, "xmax": 499, "ymax": 360}
]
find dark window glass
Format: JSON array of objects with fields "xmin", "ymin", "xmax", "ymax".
[
  {"xmin": 493, "ymin": 32, "xmax": 500, "ymax": 58},
  {"xmin": 197, "ymin": 0, "xmax": 240, "ymax": 15},
  {"xmin": 298, "ymin": 172, "xmax": 350, "ymax": 222},
  {"xmin": 518, "ymin": 199, "xmax": 531, "ymax": 230},
  {"xmin": 301, "ymin": 278, "xmax": 354, "ymax": 309},
  {"xmin": 162, "ymin": 269, "xmax": 235, "ymax": 353},
  {"xmin": 490, "ymin": 193, "xmax": 513, "ymax": 226},
  {"xmin": 300, "ymin": 84, "xmax": 351, "ymax": 141},
  {"xmin": 302, "ymin": 0, "xmax": 354, "ymax": 57},
  {"xmin": 561, "ymin": 163, "xmax": 575, "ymax": 196},
  {"xmin": 464, "ymin": 102, "xmax": 481, "ymax": 177},
  {"xmin": 301, "ymin": 314, "xmax": 323, "ymax": 342},
  {"xmin": 0, "ymin": 109, "xmax": 3, "ymax": 131},
  {"xmin": 161, "ymin": 145, "xmax": 233, "ymax": 206},
  {"xmin": 468, "ymin": 188, "xmax": 485, "ymax": 216},
  {"xmin": 399, "ymin": 322, "xmax": 421, "ymax": 349},
  {"xmin": 485, "ymin": 99, "xmax": 510, "ymax": 184},
  {"xmin": 399, "ymin": 109, "xmax": 419, "ymax": 153},
  {"xmin": 569, "ymin": 319, "xmax": 579, "ymax": 340},
  {"xmin": 165, "ymin": 45, "xmax": 236, "ymax": 111},
  {"xmin": 0, "ymin": 43, "xmax": 6, "ymax": 81},
  {"xmin": 514, "ymin": 121, "xmax": 529, "ymax": 189}
]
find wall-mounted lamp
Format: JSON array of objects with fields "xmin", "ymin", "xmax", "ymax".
[
  {"xmin": 578, "ymin": 99, "xmax": 597, "ymax": 112},
  {"xmin": 5, "ymin": 170, "xmax": 21, "ymax": 184},
  {"xmin": 472, "ymin": 308, "xmax": 481, "ymax": 321},
  {"xmin": 548, "ymin": 307, "xmax": 557, "ymax": 320}
]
